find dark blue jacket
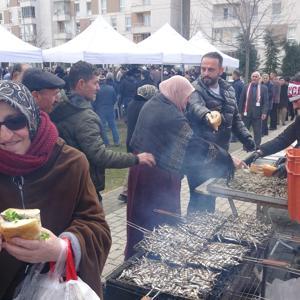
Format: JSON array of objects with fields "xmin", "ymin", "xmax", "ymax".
[
  {"xmin": 93, "ymin": 83, "xmax": 117, "ymax": 114},
  {"xmin": 232, "ymin": 79, "xmax": 244, "ymax": 106}
]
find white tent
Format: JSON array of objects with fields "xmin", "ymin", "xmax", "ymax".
[
  {"xmin": 0, "ymin": 25, "xmax": 42, "ymax": 63},
  {"xmin": 189, "ymin": 31, "xmax": 239, "ymax": 69},
  {"xmin": 43, "ymin": 16, "xmax": 162, "ymax": 64},
  {"xmin": 137, "ymin": 23, "xmax": 202, "ymax": 64}
]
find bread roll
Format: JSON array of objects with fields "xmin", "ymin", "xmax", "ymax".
[{"xmin": 0, "ymin": 208, "xmax": 41, "ymax": 241}]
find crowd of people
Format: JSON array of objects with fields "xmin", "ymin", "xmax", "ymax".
[{"xmin": 0, "ymin": 53, "xmax": 299, "ymax": 299}]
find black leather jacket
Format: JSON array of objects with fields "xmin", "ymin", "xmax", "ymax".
[{"xmin": 187, "ymin": 78, "xmax": 254, "ymax": 151}]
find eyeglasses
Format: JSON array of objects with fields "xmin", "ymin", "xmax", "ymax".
[{"xmin": 0, "ymin": 114, "xmax": 28, "ymax": 131}]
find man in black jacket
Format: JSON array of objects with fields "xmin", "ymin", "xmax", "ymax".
[{"xmin": 187, "ymin": 52, "xmax": 255, "ymax": 213}]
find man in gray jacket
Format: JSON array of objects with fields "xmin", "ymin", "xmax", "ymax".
[
  {"xmin": 50, "ymin": 61, "xmax": 155, "ymax": 201},
  {"xmin": 187, "ymin": 52, "xmax": 255, "ymax": 213}
]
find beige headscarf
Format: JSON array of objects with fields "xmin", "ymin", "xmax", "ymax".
[{"xmin": 159, "ymin": 75, "xmax": 195, "ymax": 111}]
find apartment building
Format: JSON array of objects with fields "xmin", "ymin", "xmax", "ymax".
[
  {"xmin": 0, "ymin": 0, "xmax": 298, "ymax": 60},
  {"xmin": 191, "ymin": 0, "xmax": 299, "ymax": 59},
  {"xmin": 0, "ymin": 0, "xmax": 189, "ymax": 48}
]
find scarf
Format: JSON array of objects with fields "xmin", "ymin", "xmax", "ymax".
[
  {"xmin": 0, "ymin": 112, "xmax": 58, "ymax": 176},
  {"xmin": 288, "ymin": 81, "xmax": 300, "ymax": 102},
  {"xmin": 159, "ymin": 75, "xmax": 195, "ymax": 111},
  {"xmin": 243, "ymin": 83, "xmax": 261, "ymax": 116}
]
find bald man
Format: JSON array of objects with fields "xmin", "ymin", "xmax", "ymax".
[{"xmin": 239, "ymin": 71, "xmax": 269, "ymax": 148}]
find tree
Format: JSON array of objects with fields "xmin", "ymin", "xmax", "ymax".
[
  {"xmin": 236, "ymin": 35, "xmax": 259, "ymax": 77},
  {"xmin": 191, "ymin": 0, "xmax": 275, "ymax": 81},
  {"xmin": 281, "ymin": 41, "xmax": 300, "ymax": 77},
  {"xmin": 263, "ymin": 29, "xmax": 281, "ymax": 74}
]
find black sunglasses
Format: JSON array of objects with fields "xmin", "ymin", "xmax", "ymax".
[{"xmin": 0, "ymin": 114, "xmax": 28, "ymax": 131}]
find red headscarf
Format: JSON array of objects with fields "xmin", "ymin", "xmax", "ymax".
[{"xmin": 0, "ymin": 112, "xmax": 58, "ymax": 176}]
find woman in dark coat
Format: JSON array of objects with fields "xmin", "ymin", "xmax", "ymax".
[{"xmin": 125, "ymin": 76, "xmax": 235, "ymax": 259}]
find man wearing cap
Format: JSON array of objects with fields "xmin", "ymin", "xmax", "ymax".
[{"xmin": 22, "ymin": 67, "xmax": 65, "ymax": 114}]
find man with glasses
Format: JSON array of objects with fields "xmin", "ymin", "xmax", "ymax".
[{"xmin": 239, "ymin": 71, "xmax": 269, "ymax": 149}]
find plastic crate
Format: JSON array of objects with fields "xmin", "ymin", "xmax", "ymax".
[{"xmin": 286, "ymin": 148, "xmax": 300, "ymax": 222}]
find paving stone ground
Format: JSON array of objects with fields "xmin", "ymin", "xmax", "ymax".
[{"xmin": 101, "ymin": 123, "xmax": 291, "ymax": 279}]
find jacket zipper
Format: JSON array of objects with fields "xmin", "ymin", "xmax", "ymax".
[
  {"xmin": 12, "ymin": 176, "xmax": 30, "ymax": 275},
  {"xmin": 12, "ymin": 176, "xmax": 25, "ymax": 209}
]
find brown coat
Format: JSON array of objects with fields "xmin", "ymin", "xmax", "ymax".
[{"xmin": 0, "ymin": 139, "xmax": 111, "ymax": 299}]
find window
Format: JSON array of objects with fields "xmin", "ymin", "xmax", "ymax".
[
  {"xmin": 213, "ymin": 28, "xmax": 223, "ymax": 42},
  {"xmin": 0, "ymin": 13, "xmax": 3, "ymax": 24},
  {"xmin": 111, "ymin": 17, "xmax": 117, "ymax": 29},
  {"xmin": 23, "ymin": 24, "xmax": 36, "ymax": 41},
  {"xmin": 143, "ymin": 14, "xmax": 150, "ymax": 26},
  {"xmin": 120, "ymin": 0, "xmax": 125, "ymax": 12},
  {"xmin": 125, "ymin": 16, "xmax": 131, "ymax": 31},
  {"xmin": 143, "ymin": 0, "xmax": 151, "ymax": 5},
  {"xmin": 58, "ymin": 21, "xmax": 65, "ymax": 33},
  {"xmin": 21, "ymin": 6, "xmax": 35, "ymax": 18},
  {"xmin": 86, "ymin": 2, "xmax": 91, "ymax": 16},
  {"xmin": 76, "ymin": 21, "xmax": 80, "ymax": 34},
  {"xmin": 223, "ymin": 7, "xmax": 228, "ymax": 20},
  {"xmin": 250, "ymin": 4, "xmax": 258, "ymax": 16},
  {"xmin": 287, "ymin": 25, "xmax": 296, "ymax": 41},
  {"xmin": 272, "ymin": 0, "xmax": 281, "ymax": 15},
  {"xmin": 75, "ymin": 3, "xmax": 80, "ymax": 16},
  {"xmin": 101, "ymin": 0, "xmax": 107, "ymax": 14}
]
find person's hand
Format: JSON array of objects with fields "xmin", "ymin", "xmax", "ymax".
[
  {"xmin": 261, "ymin": 114, "xmax": 267, "ymax": 120},
  {"xmin": 3, "ymin": 228, "xmax": 67, "ymax": 263},
  {"xmin": 243, "ymin": 150, "xmax": 262, "ymax": 166},
  {"xmin": 232, "ymin": 156, "xmax": 248, "ymax": 169},
  {"xmin": 243, "ymin": 137, "xmax": 256, "ymax": 152},
  {"xmin": 137, "ymin": 153, "xmax": 156, "ymax": 167},
  {"xmin": 206, "ymin": 111, "xmax": 222, "ymax": 131},
  {"xmin": 273, "ymin": 163, "xmax": 287, "ymax": 179}
]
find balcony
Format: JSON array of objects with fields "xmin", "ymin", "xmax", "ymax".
[
  {"xmin": 53, "ymin": 10, "xmax": 71, "ymax": 22},
  {"xmin": 131, "ymin": 1, "xmax": 151, "ymax": 13},
  {"xmin": 131, "ymin": 22, "xmax": 151, "ymax": 34},
  {"xmin": 54, "ymin": 32, "xmax": 72, "ymax": 40}
]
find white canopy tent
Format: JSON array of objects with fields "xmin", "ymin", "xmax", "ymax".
[
  {"xmin": 43, "ymin": 16, "xmax": 162, "ymax": 64},
  {"xmin": 137, "ymin": 23, "xmax": 202, "ymax": 64},
  {"xmin": 0, "ymin": 25, "xmax": 42, "ymax": 63},
  {"xmin": 189, "ymin": 31, "xmax": 239, "ymax": 69}
]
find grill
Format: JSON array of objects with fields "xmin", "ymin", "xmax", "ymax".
[
  {"xmin": 206, "ymin": 179, "xmax": 287, "ymax": 209},
  {"xmin": 105, "ymin": 212, "xmax": 275, "ymax": 300}
]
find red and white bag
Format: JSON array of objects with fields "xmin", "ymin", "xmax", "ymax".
[{"xmin": 14, "ymin": 239, "xmax": 100, "ymax": 300}]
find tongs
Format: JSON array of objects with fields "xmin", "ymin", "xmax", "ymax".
[{"xmin": 141, "ymin": 288, "xmax": 161, "ymax": 300}]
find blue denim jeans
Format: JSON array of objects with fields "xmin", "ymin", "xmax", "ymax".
[{"xmin": 99, "ymin": 110, "xmax": 120, "ymax": 146}]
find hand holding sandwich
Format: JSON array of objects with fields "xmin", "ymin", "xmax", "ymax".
[{"xmin": 3, "ymin": 228, "xmax": 67, "ymax": 263}]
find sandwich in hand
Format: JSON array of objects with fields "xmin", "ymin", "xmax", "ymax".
[{"xmin": 0, "ymin": 208, "xmax": 42, "ymax": 241}]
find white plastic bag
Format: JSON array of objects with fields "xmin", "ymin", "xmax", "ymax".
[{"xmin": 14, "ymin": 239, "xmax": 100, "ymax": 300}]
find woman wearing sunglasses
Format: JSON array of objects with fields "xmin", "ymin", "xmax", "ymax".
[{"xmin": 0, "ymin": 81, "xmax": 111, "ymax": 299}]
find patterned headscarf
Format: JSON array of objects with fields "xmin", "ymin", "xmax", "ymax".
[
  {"xmin": 137, "ymin": 84, "xmax": 158, "ymax": 100},
  {"xmin": 0, "ymin": 80, "xmax": 40, "ymax": 138}
]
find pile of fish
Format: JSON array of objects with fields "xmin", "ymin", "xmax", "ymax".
[
  {"xmin": 118, "ymin": 257, "xmax": 219, "ymax": 299},
  {"xmin": 217, "ymin": 169, "xmax": 287, "ymax": 199},
  {"xmin": 117, "ymin": 212, "xmax": 273, "ymax": 299},
  {"xmin": 216, "ymin": 214, "xmax": 273, "ymax": 247}
]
